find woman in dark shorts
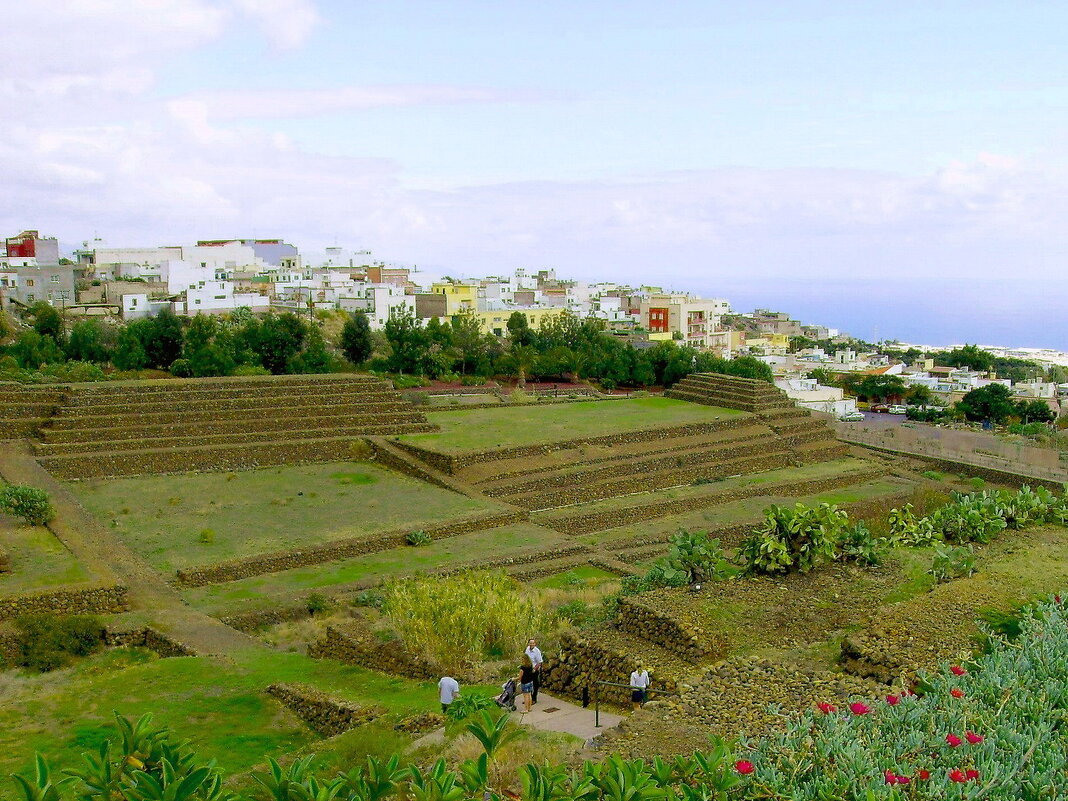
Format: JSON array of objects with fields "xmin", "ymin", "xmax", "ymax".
[{"xmin": 518, "ymin": 654, "xmax": 536, "ymax": 713}]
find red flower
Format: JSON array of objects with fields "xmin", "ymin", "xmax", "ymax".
[
  {"xmin": 966, "ymin": 769, "xmax": 980, "ymax": 780},
  {"xmin": 917, "ymin": 769, "xmax": 931, "ymax": 781},
  {"xmin": 951, "ymin": 688, "xmax": 964, "ymax": 698},
  {"xmin": 886, "ymin": 694, "xmax": 900, "ymax": 706},
  {"xmin": 817, "ymin": 702, "xmax": 836, "ymax": 714},
  {"xmin": 949, "ymin": 769, "xmax": 967, "ymax": 783},
  {"xmin": 946, "ymin": 734, "xmax": 963, "ymax": 747},
  {"xmin": 1055, "ymin": 594, "xmax": 1062, "ymax": 604},
  {"xmin": 966, "ymin": 731, "xmax": 984, "ymax": 745},
  {"xmin": 950, "ymin": 665, "xmax": 967, "ymax": 676},
  {"xmin": 849, "ymin": 702, "xmax": 871, "ymax": 715},
  {"xmin": 735, "ymin": 760, "xmax": 755, "ymax": 775},
  {"xmin": 884, "ymin": 770, "xmax": 896, "ymax": 785}
]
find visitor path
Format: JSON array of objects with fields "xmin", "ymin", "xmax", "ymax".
[{"xmin": 517, "ymin": 692, "xmax": 623, "ymax": 741}]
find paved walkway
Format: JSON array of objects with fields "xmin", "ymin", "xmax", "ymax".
[{"xmin": 514, "ymin": 692, "xmax": 623, "ymax": 741}]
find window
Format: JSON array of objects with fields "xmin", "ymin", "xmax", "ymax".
[
  {"xmin": 26, "ymin": 294, "xmax": 34, "ymax": 302},
  {"xmin": 50, "ymin": 275, "xmax": 60, "ymax": 283},
  {"xmin": 194, "ymin": 299, "xmax": 201, "ymax": 305},
  {"xmin": 25, "ymin": 278, "xmax": 34, "ymax": 287}
]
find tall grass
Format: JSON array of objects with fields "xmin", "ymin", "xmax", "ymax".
[{"xmin": 382, "ymin": 571, "xmax": 544, "ymax": 670}]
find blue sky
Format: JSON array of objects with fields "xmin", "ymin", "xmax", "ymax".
[{"xmin": 3, "ymin": 1, "xmax": 1068, "ymax": 347}]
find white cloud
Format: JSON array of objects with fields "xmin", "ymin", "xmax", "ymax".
[{"xmin": 231, "ymin": 0, "xmax": 320, "ymax": 50}]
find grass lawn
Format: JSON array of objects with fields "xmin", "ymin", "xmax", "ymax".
[
  {"xmin": 532, "ymin": 565, "xmax": 619, "ymax": 589},
  {"xmin": 183, "ymin": 523, "xmax": 567, "ymax": 616},
  {"xmin": 70, "ymin": 462, "xmax": 503, "ymax": 573},
  {"xmin": 0, "ymin": 645, "xmax": 472, "ymax": 781},
  {"xmin": 0, "ymin": 516, "xmax": 92, "ymax": 594},
  {"xmin": 395, "ymin": 397, "xmax": 744, "ymax": 454}
]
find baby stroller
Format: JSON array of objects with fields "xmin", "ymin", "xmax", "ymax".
[{"xmin": 495, "ymin": 678, "xmax": 518, "ymax": 712}]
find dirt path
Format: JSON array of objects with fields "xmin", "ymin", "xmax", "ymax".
[{"xmin": 0, "ymin": 441, "xmax": 262, "ymax": 656}]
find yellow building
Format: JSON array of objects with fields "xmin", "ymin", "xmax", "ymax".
[
  {"xmin": 470, "ymin": 307, "xmax": 568, "ymax": 336},
  {"xmin": 429, "ymin": 281, "xmax": 479, "ymax": 315}
]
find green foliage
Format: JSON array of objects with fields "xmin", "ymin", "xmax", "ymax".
[
  {"xmin": 305, "ymin": 593, "xmax": 331, "ymax": 616},
  {"xmin": 381, "ymin": 571, "xmax": 544, "ymax": 668},
  {"xmin": 837, "ymin": 521, "xmax": 887, "ymax": 566},
  {"xmin": 340, "ymin": 311, "xmax": 373, "ymax": 365},
  {"xmin": 383, "ymin": 308, "xmax": 428, "ymax": 375},
  {"xmin": 442, "ymin": 692, "xmax": 493, "ymax": 721},
  {"xmin": 886, "ymin": 503, "xmax": 939, "ymax": 546},
  {"xmin": 65, "ymin": 320, "xmax": 114, "ymax": 363},
  {"xmin": 0, "ymin": 484, "xmax": 56, "ymax": 525},
  {"xmin": 619, "ymin": 563, "xmax": 691, "ymax": 595},
  {"xmin": 9, "ymin": 330, "xmax": 65, "ymax": 368},
  {"xmin": 956, "ymin": 383, "xmax": 1016, "ymax": 423},
  {"xmin": 930, "ymin": 543, "xmax": 977, "ymax": 582},
  {"xmin": 405, "ymin": 530, "xmax": 431, "ymax": 547},
  {"xmin": 13, "ymin": 614, "xmax": 101, "ymax": 672},
  {"xmin": 29, "ymin": 302, "xmax": 65, "ymax": 342},
  {"xmin": 739, "ymin": 502, "xmax": 848, "ymax": 574},
  {"xmin": 662, "ymin": 530, "xmax": 734, "ymax": 582}
]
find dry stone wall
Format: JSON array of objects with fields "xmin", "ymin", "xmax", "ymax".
[
  {"xmin": 309, "ymin": 622, "xmax": 443, "ymax": 681},
  {"xmin": 540, "ymin": 631, "xmax": 679, "ymax": 706},
  {"xmin": 266, "ymin": 683, "xmax": 382, "ymax": 737},
  {"xmin": 0, "ymin": 584, "xmax": 128, "ymax": 622},
  {"xmin": 175, "ymin": 509, "xmax": 526, "ymax": 586},
  {"xmin": 614, "ymin": 596, "xmax": 721, "ymax": 662}
]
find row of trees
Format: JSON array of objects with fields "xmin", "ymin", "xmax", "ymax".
[
  {"xmin": 4, "ymin": 304, "xmax": 334, "ymax": 378},
  {"xmin": 3, "ymin": 303, "xmax": 772, "ymax": 388},
  {"xmin": 365, "ymin": 308, "xmax": 773, "ymax": 388}
]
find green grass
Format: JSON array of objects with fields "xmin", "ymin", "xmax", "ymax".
[
  {"xmin": 70, "ymin": 462, "xmax": 503, "ymax": 573},
  {"xmin": 0, "ymin": 645, "xmax": 459, "ymax": 781},
  {"xmin": 0, "ymin": 518, "xmax": 92, "ymax": 594},
  {"xmin": 532, "ymin": 565, "xmax": 619, "ymax": 589},
  {"xmin": 182, "ymin": 524, "xmax": 567, "ymax": 616},
  {"xmin": 395, "ymin": 397, "xmax": 744, "ymax": 454}
]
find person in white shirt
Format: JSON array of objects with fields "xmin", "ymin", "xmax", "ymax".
[
  {"xmin": 629, "ymin": 666, "xmax": 650, "ymax": 710},
  {"xmin": 524, "ymin": 638, "xmax": 544, "ymax": 705},
  {"xmin": 438, "ymin": 675, "xmax": 460, "ymax": 715}
]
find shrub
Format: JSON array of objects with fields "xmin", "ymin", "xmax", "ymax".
[
  {"xmin": 0, "ymin": 485, "xmax": 56, "ymax": 526},
  {"xmin": 14, "ymin": 614, "xmax": 102, "ymax": 672},
  {"xmin": 381, "ymin": 571, "xmax": 544, "ymax": 668},
  {"xmin": 886, "ymin": 503, "xmax": 938, "ymax": 546},
  {"xmin": 306, "ymin": 593, "xmax": 331, "ymax": 615},
  {"xmin": 460, "ymin": 374, "xmax": 487, "ymax": 386},
  {"xmin": 663, "ymin": 530, "xmax": 734, "ymax": 582},
  {"xmin": 405, "ymin": 529, "xmax": 431, "ymax": 546},
  {"xmin": 231, "ymin": 364, "xmax": 271, "ymax": 376},
  {"xmin": 619, "ymin": 563, "xmax": 691, "ymax": 595},
  {"xmin": 930, "ymin": 543, "xmax": 977, "ymax": 582},
  {"xmin": 837, "ymin": 521, "xmax": 888, "ymax": 566},
  {"xmin": 168, "ymin": 358, "xmax": 193, "ymax": 377},
  {"xmin": 197, "ymin": 528, "xmax": 215, "ymax": 544},
  {"xmin": 443, "ymin": 692, "xmax": 494, "ymax": 721},
  {"xmin": 739, "ymin": 503, "xmax": 848, "ymax": 574}
]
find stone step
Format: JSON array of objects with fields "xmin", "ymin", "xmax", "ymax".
[
  {"xmin": 32, "ymin": 420, "xmax": 432, "ymax": 455},
  {"xmin": 478, "ymin": 432, "xmax": 782, "ymax": 497},
  {"xmin": 57, "ymin": 386, "xmax": 399, "ymax": 412}
]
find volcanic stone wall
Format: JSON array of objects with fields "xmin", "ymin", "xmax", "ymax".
[
  {"xmin": 174, "ymin": 509, "xmax": 526, "ymax": 586},
  {"xmin": 266, "ymin": 683, "xmax": 382, "ymax": 736},
  {"xmin": 540, "ymin": 631, "xmax": 679, "ymax": 706},
  {"xmin": 0, "ymin": 384, "xmax": 67, "ymax": 438},
  {"xmin": 309, "ymin": 622, "xmax": 443, "ymax": 680},
  {"xmin": 0, "ymin": 584, "xmax": 128, "ymax": 622},
  {"xmin": 614, "ymin": 596, "xmax": 720, "ymax": 662}
]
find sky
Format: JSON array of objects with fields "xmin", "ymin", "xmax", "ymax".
[{"xmin": 3, "ymin": 1, "xmax": 1068, "ymax": 348}]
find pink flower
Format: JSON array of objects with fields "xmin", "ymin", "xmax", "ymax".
[
  {"xmin": 817, "ymin": 702, "xmax": 836, "ymax": 714},
  {"xmin": 951, "ymin": 688, "xmax": 965, "ymax": 698},
  {"xmin": 966, "ymin": 769, "xmax": 980, "ymax": 780},
  {"xmin": 735, "ymin": 761, "xmax": 755, "ymax": 775},
  {"xmin": 849, "ymin": 702, "xmax": 871, "ymax": 715},
  {"xmin": 949, "ymin": 769, "xmax": 967, "ymax": 783},
  {"xmin": 966, "ymin": 731, "xmax": 984, "ymax": 745},
  {"xmin": 917, "ymin": 769, "xmax": 930, "ymax": 781},
  {"xmin": 884, "ymin": 770, "xmax": 896, "ymax": 785},
  {"xmin": 886, "ymin": 694, "xmax": 900, "ymax": 706},
  {"xmin": 950, "ymin": 665, "xmax": 967, "ymax": 676},
  {"xmin": 946, "ymin": 734, "xmax": 963, "ymax": 747}
]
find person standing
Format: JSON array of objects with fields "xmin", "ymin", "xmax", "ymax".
[
  {"xmin": 524, "ymin": 638, "xmax": 543, "ymax": 705},
  {"xmin": 517, "ymin": 655, "xmax": 536, "ymax": 713},
  {"xmin": 438, "ymin": 675, "xmax": 460, "ymax": 715},
  {"xmin": 629, "ymin": 665, "xmax": 650, "ymax": 711}
]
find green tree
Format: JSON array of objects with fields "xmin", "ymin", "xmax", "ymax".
[
  {"xmin": 64, "ymin": 320, "xmax": 112, "ymax": 363},
  {"xmin": 291, "ymin": 326, "xmax": 332, "ymax": 374},
  {"xmin": 251, "ymin": 312, "xmax": 307, "ymax": 374},
  {"xmin": 9, "ymin": 330, "xmax": 63, "ymax": 368},
  {"xmin": 904, "ymin": 384, "xmax": 934, "ymax": 406},
  {"xmin": 853, "ymin": 374, "xmax": 906, "ymax": 402},
  {"xmin": 29, "ymin": 302, "xmax": 64, "ymax": 343},
  {"xmin": 956, "ymin": 383, "xmax": 1016, "ymax": 423},
  {"xmin": 450, "ymin": 310, "xmax": 485, "ymax": 375},
  {"xmin": 506, "ymin": 311, "xmax": 536, "ymax": 347},
  {"xmin": 112, "ymin": 322, "xmax": 150, "ymax": 371},
  {"xmin": 1015, "ymin": 399, "xmax": 1055, "ymax": 424},
  {"xmin": 340, "ymin": 310, "xmax": 373, "ymax": 365},
  {"xmin": 938, "ymin": 344, "xmax": 994, "ymax": 372},
  {"xmin": 182, "ymin": 314, "xmax": 236, "ymax": 377},
  {"xmin": 383, "ymin": 308, "xmax": 428, "ymax": 374},
  {"xmin": 143, "ymin": 308, "xmax": 184, "ymax": 369}
]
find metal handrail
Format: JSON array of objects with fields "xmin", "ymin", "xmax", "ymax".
[{"xmin": 592, "ymin": 680, "xmax": 676, "ymax": 728}]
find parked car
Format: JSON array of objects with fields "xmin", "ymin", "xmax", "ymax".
[
  {"xmin": 838, "ymin": 411, "xmax": 866, "ymax": 422},
  {"xmin": 888, "ymin": 404, "xmax": 907, "ymax": 415},
  {"xmin": 870, "ymin": 404, "xmax": 890, "ymax": 414}
]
